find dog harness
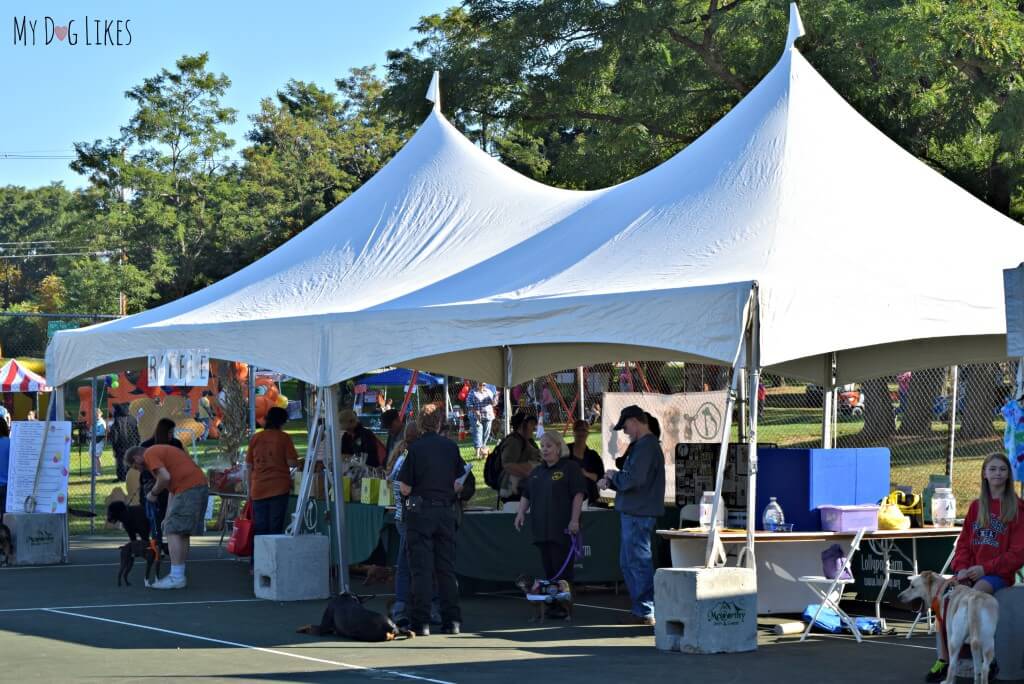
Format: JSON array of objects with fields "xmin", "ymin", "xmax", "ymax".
[{"xmin": 930, "ymin": 578, "xmax": 957, "ymax": 655}]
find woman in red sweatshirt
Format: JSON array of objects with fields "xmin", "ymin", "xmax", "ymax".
[{"xmin": 927, "ymin": 453, "xmax": 1024, "ymax": 681}]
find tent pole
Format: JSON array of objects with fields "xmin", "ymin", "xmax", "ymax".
[
  {"xmin": 248, "ymin": 366, "xmax": 257, "ymax": 436},
  {"xmin": 738, "ymin": 370, "xmax": 748, "ymax": 444},
  {"xmin": 742, "ymin": 292, "xmax": 760, "ymax": 570},
  {"xmin": 325, "ymin": 384, "xmax": 349, "ymax": 593},
  {"xmin": 89, "ymin": 376, "xmax": 97, "ymax": 534},
  {"xmin": 288, "ymin": 386, "xmax": 323, "ymax": 536},
  {"xmin": 55, "ymin": 384, "xmax": 68, "ymax": 563},
  {"xmin": 946, "ymin": 365, "xmax": 959, "ymax": 482},
  {"xmin": 704, "ymin": 366, "xmax": 739, "ymax": 568},
  {"xmin": 502, "ymin": 347, "xmax": 512, "ymax": 437},
  {"xmin": 578, "ymin": 367, "xmax": 586, "ymax": 422},
  {"xmin": 444, "ymin": 377, "xmax": 451, "ymax": 421},
  {"xmin": 821, "ymin": 353, "xmax": 835, "ymax": 448}
]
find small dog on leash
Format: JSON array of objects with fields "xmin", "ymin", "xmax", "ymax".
[
  {"xmin": 898, "ymin": 571, "xmax": 999, "ymax": 684},
  {"xmin": 297, "ymin": 592, "xmax": 415, "ymax": 642},
  {"xmin": 0, "ymin": 522, "xmax": 12, "ymax": 566},
  {"xmin": 106, "ymin": 501, "xmax": 150, "ymax": 541},
  {"xmin": 118, "ymin": 539, "xmax": 162, "ymax": 587},
  {"xmin": 515, "ymin": 575, "xmax": 573, "ymax": 623}
]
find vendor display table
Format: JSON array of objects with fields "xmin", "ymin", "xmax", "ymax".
[{"xmin": 657, "ymin": 527, "xmax": 960, "ymax": 615}]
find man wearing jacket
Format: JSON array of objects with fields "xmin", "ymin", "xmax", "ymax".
[{"xmin": 599, "ymin": 405, "xmax": 665, "ymax": 625}]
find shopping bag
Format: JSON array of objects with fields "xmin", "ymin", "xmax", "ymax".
[
  {"xmin": 377, "ymin": 482, "xmax": 394, "ymax": 507},
  {"xmin": 821, "ymin": 544, "xmax": 852, "ymax": 580},
  {"xmin": 226, "ymin": 501, "xmax": 254, "ymax": 557},
  {"xmin": 361, "ymin": 477, "xmax": 381, "ymax": 505}
]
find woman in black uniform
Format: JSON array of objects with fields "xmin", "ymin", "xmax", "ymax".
[{"xmin": 514, "ymin": 431, "xmax": 586, "ymax": 589}]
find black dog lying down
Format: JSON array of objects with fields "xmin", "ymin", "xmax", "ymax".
[
  {"xmin": 297, "ymin": 593, "xmax": 414, "ymax": 642},
  {"xmin": 118, "ymin": 540, "xmax": 161, "ymax": 587}
]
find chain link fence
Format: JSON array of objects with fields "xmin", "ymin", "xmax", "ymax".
[{"xmin": 436, "ymin": 361, "xmax": 1013, "ymax": 515}]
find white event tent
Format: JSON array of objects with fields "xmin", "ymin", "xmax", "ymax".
[{"xmin": 46, "ymin": 5, "xmax": 1024, "ymax": 572}]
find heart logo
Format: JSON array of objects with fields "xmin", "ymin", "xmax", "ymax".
[{"xmin": 54, "ymin": 25, "xmax": 68, "ymax": 41}]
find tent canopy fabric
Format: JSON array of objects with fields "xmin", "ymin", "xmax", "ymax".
[
  {"xmin": 360, "ymin": 368, "xmax": 445, "ymax": 387},
  {"xmin": 47, "ymin": 4, "xmax": 1024, "ymax": 388},
  {"xmin": 0, "ymin": 359, "xmax": 51, "ymax": 392}
]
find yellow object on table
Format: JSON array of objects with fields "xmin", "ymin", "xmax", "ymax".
[{"xmin": 360, "ymin": 477, "xmax": 381, "ymax": 505}]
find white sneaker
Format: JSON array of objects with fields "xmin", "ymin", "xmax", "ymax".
[{"xmin": 150, "ymin": 575, "xmax": 186, "ymax": 590}]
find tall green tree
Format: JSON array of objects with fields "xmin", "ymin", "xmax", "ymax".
[
  {"xmin": 72, "ymin": 53, "xmax": 244, "ymax": 300},
  {"xmin": 242, "ymin": 68, "xmax": 408, "ymax": 257},
  {"xmin": 382, "ymin": 0, "xmax": 1024, "ymax": 215}
]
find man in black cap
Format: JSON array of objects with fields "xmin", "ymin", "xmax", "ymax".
[
  {"xmin": 398, "ymin": 404, "xmax": 468, "ymax": 636},
  {"xmin": 598, "ymin": 405, "xmax": 665, "ymax": 626}
]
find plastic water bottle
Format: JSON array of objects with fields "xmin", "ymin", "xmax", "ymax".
[
  {"xmin": 931, "ymin": 488, "xmax": 956, "ymax": 527},
  {"xmin": 763, "ymin": 497, "xmax": 785, "ymax": 531}
]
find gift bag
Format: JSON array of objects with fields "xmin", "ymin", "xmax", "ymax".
[
  {"xmin": 821, "ymin": 544, "xmax": 852, "ymax": 580},
  {"xmin": 226, "ymin": 501, "xmax": 254, "ymax": 557},
  {"xmin": 378, "ymin": 482, "xmax": 394, "ymax": 507},
  {"xmin": 361, "ymin": 477, "xmax": 381, "ymax": 505}
]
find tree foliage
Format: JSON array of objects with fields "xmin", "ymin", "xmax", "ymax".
[{"xmin": 0, "ymin": 1, "xmax": 1021, "ymax": 333}]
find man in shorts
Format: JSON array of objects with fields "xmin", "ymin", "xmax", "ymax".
[{"xmin": 128, "ymin": 444, "xmax": 208, "ymax": 589}]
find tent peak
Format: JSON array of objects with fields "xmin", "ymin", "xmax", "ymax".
[
  {"xmin": 786, "ymin": 3, "xmax": 805, "ymax": 50},
  {"xmin": 425, "ymin": 70, "xmax": 441, "ymax": 113}
]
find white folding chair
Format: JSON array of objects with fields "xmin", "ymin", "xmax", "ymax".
[{"xmin": 799, "ymin": 527, "xmax": 867, "ymax": 643}]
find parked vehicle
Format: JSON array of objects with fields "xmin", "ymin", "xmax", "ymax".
[{"xmin": 805, "ymin": 384, "xmax": 864, "ymax": 416}]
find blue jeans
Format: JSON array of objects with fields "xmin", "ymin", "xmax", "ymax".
[
  {"xmin": 252, "ymin": 494, "xmax": 289, "ymax": 537},
  {"xmin": 620, "ymin": 514, "xmax": 656, "ymax": 618},
  {"xmin": 471, "ymin": 416, "xmax": 492, "ymax": 449}
]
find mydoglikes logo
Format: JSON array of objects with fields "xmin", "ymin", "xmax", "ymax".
[{"xmin": 13, "ymin": 15, "xmax": 132, "ymax": 46}]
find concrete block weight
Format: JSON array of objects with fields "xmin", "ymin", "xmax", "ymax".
[
  {"xmin": 253, "ymin": 534, "xmax": 330, "ymax": 601},
  {"xmin": 654, "ymin": 567, "xmax": 758, "ymax": 654}
]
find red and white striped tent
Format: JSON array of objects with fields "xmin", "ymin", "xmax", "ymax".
[{"xmin": 0, "ymin": 359, "xmax": 51, "ymax": 392}]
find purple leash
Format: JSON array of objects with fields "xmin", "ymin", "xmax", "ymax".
[{"xmin": 547, "ymin": 531, "xmax": 582, "ymax": 583}]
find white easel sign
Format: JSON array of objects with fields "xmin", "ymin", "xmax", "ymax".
[
  {"xmin": 147, "ymin": 349, "xmax": 210, "ymax": 386},
  {"xmin": 5, "ymin": 421, "xmax": 72, "ymax": 514}
]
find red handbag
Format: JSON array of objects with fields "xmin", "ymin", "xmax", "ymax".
[{"xmin": 226, "ymin": 501, "xmax": 254, "ymax": 557}]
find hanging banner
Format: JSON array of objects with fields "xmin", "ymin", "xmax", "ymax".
[
  {"xmin": 600, "ymin": 390, "xmax": 729, "ymax": 503},
  {"xmin": 147, "ymin": 349, "xmax": 210, "ymax": 386}
]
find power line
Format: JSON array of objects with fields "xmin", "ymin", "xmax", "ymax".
[{"xmin": 0, "ymin": 250, "xmax": 113, "ymax": 259}]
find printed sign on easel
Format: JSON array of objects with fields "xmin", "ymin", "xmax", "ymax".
[{"xmin": 5, "ymin": 421, "xmax": 72, "ymax": 514}]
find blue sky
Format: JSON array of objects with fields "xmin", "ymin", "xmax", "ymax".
[{"xmin": 1, "ymin": 1, "xmax": 453, "ymax": 189}]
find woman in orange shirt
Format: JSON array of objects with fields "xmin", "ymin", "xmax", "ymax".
[{"xmin": 246, "ymin": 407, "xmax": 300, "ymax": 545}]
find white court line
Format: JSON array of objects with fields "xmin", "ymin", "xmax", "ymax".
[
  {"xmin": 43, "ymin": 608, "xmax": 455, "ymax": 684},
  {"xmin": 0, "ymin": 598, "xmax": 265, "ymax": 614},
  {"xmin": 0, "ymin": 558, "xmax": 237, "ymax": 571},
  {"xmin": 780, "ymin": 634, "xmax": 934, "ymax": 650}
]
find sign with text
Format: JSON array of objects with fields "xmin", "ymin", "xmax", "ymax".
[
  {"xmin": 46, "ymin": 320, "xmax": 78, "ymax": 340},
  {"xmin": 5, "ymin": 420, "xmax": 72, "ymax": 514},
  {"xmin": 600, "ymin": 390, "xmax": 729, "ymax": 503},
  {"xmin": 147, "ymin": 349, "xmax": 210, "ymax": 387}
]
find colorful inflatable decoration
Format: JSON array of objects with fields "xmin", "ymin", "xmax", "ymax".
[{"xmin": 76, "ymin": 361, "xmax": 289, "ymax": 433}]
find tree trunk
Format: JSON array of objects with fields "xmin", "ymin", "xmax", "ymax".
[
  {"xmin": 862, "ymin": 376, "xmax": 896, "ymax": 439},
  {"xmin": 900, "ymin": 370, "xmax": 943, "ymax": 435},
  {"xmin": 959, "ymin": 364, "xmax": 1000, "ymax": 439}
]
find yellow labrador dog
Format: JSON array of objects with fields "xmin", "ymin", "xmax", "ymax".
[{"xmin": 898, "ymin": 571, "xmax": 998, "ymax": 684}]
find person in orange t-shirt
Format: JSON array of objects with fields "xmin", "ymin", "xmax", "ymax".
[
  {"xmin": 129, "ymin": 443, "xmax": 208, "ymax": 590},
  {"xmin": 246, "ymin": 407, "xmax": 300, "ymax": 557}
]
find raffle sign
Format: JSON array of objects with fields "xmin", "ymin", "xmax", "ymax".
[
  {"xmin": 5, "ymin": 421, "xmax": 72, "ymax": 514},
  {"xmin": 147, "ymin": 349, "xmax": 210, "ymax": 386},
  {"xmin": 600, "ymin": 391, "xmax": 729, "ymax": 503}
]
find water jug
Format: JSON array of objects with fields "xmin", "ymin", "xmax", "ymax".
[
  {"xmin": 931, "ymin": 488, "xmax": 956, "ymax": 527},
  {"xmin": 763, "ymin": 497, "xmax": 785, "ymax": 531}
]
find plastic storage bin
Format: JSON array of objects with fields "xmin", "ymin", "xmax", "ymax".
[{"xmin": 818, "ymin": 504, "xmax": 879, "ymax": 532}]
